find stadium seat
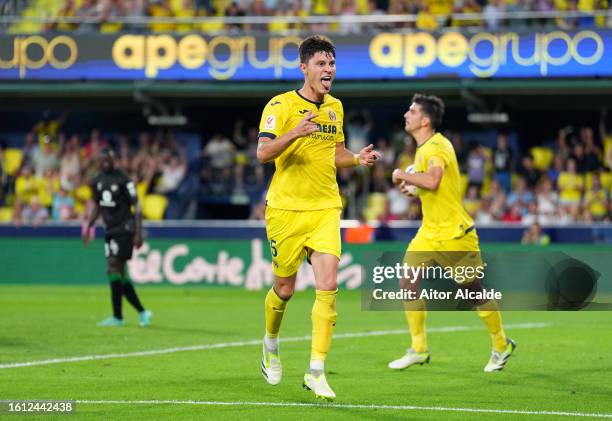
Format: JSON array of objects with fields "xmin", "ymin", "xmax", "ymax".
[
  {"xmin": 143, "ymin": 194, "xmax": 168, "ymax": 220},
  {"xmin": 3, "ymin": 148, "xmax": 23, "ymax": 176},
  {"xmin": 0, "ymin": 207, "xmax": 13, "ymax": 222},
  {"xmin": 530, "ymin": 147, "xmax": 554, "ymax": 171}
]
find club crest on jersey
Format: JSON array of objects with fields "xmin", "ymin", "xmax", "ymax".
[
  {"xmin": 264, "ymin": 115, "xmax": 276, "ymax": 130},
  {"xmin": 111, "ymin": 184, "xmax": 118, "ymax": 192},
  {"xmin": 328, "ymin": 110, "xmax": 336, "ymax": 121}
]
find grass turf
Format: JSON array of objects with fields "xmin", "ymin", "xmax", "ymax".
[{"xmin": 0, "ymin": 285, "xmax": 611, "ymax": 420}]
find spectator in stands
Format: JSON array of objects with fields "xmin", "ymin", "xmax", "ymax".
[
  {"xmin": 507, "ymin": 176, "xmax": 534, "ymax": 214},
  {"xmin": 31, "ymin": 110, "xmax": 68, "ymax": 148},
  {"xmin": 339, "ymin": 0, "xmax": 361, "ymax": 34},
  {"xmin": 503, "ymin": 203, "xmax": 522, "ymax": 223},
  {"xmin": 75, "ymin": 0, "xmax": 100, "ymax": 32},
  {"xmin": 203, "ymin": 132, "xmax": 235, "ymax": 169},
  {"xmin": 475, "ymin": 197, "xmax": 495, "ymax": 225},
  {"xmin": 33, "ymin": 138, "xmax": 59, "ymax": 178},
  {"xmin": 370, "ymin": 164, "xmax": 390, "ymax": 193},
  {"xmin": 555, "ymin": 126, "xmax": 572, "ymax": 161},
  {"xmin": 453, "ymin": 0, "xmax": 482, "ymax": 27},
  {"xmin": 346, "ymin": 109, "xmax": 373, "ymax": 153},
  {"xmin": 120, "ymin": 0, "xmax": 146, "ymax": 31},
  {"xmin": 386, "ymin": 183, "xmax": 411, "ymax": 220},
  {"xmin": 599, "ymin": 109, "xmax": 612, "ymax": 169},
  {"xmin": 17, "ymin": 196, "xmax": 49, "ymax": 227},
  {"xmin": 484, "ymin": 0, "xmax": 506, "ymax": 29},
  {"xmin": 483, "ymin": 179, "xmax": 507, "ymax": 220},
  {"xmin": 415, "ymin": 0, "xmax": 439, "ymax": 30},
  {"xmin": 51, "ymin": 187, "xmax": 75, "ymax": 221},
  {"xmin": 83, "ymin": 128, "xmax": 108, "ymax": 162},
  {"xmin": 492, "ymin": 132, "xmax": 513, "ymax": 192},
  {"xmin": 395, "ymin": 137, "xmax": 416, "ymax": 170},
  {"xmin": 582, "ymin": 173, "xmax": 609, "ymax": 222},
  {"xmin": 60, "ymin": 134, "xmax": 81, "ymax": 191},
  {"xmin": 376, "ymin": 137, "xmax": 395, "ymax": 170},
  {"xmin": 535, "ymin": 177, "xmax": 559, "ymax": 225},
  {"xmin": 520, "ymin": 154, "xmax": 540, "ymax": 189},
  {"xmin": 571, "ymin": 142, "xmax": 589, "ymax": 173},
  {"xmin": 20, "ymin": 132, "xmax": 38, "ymax": 172},
  {"xmin": 580, "ymin": 127, "xmax": 602, "ymax": 172},
  {"xmin": 558, "ymin": 157, "xmax": 583, "ymax": 214},
  {"xmin": 156, "ymin": 149, "xmax": 187, "ymax": 194},
  {"xmin": 547, "ymin": 153, "xmax": 564, "ymax": 185},
  {"xmin": 521, "ymin": 222, "xmax": 550, "ymax": 245},
  {"xmin": 175, "ymin": 0, "xmax": 196, "ymax": 33},
  {"xmin": 463, "ymin": 185, "xmax": 481, "ymax": 218},
  {"xmin": 225, "ymin": 1, "xmax": 247, "ymax": 33},
  {"xmin": 466, "ymin": 142, "xmax": 487, "ymax": 195},
  {"xmin": 13, "ymin": 166, "xmax": 38, "ymax": 221},
  {"xmin": 148, "ymin": 0, "xmax": 175, "ymax": 32},
  {"xmin": 46, "ymin": 0, "xmax": 78, "ymax": 31},
  {"xmin": 521, "ymin": 202, "xmax": 539, "ymax": 225}
]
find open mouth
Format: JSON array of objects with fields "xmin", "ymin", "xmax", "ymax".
[{"xmin": 321, "ymin": 75, "xmax": 332, "ymax": 90}]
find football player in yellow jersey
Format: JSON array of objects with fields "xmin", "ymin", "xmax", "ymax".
[
  {"xmin": 257, "ymin": 35, "xmax": 380, "ymax": 400},
  {"xmin": 389, "ymin": 94, "xmax": 516, "ymax": 373}
]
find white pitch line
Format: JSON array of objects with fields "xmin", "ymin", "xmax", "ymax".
[
  {"xmin": 0, "ymin": 322, "xmax": 550, "ymax": 370},
  {"xmin": 76, "ymin": 399, "xmax": 612, "ymax": 418}
]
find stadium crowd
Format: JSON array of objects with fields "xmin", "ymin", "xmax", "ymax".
[
  {"xmin": 1, "ymin": 109, "xmax": 612, "ymax": 226},
  {"xmin": 36, "ymin": 0, "xmax": 612, "ymax": 34}
]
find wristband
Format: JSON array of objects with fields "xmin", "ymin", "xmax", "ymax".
[{"xmin": 353, "ymin": 154, "xmax": 360, "ymax": 166}]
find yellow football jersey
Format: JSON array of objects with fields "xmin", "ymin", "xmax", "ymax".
[
  {"xmin": 258, "ymin": 90, "xmax": 345, "ymax": 211},
  {"xmin": 413, "ymin": 132, "xmax": 474, "ymax": 241}
]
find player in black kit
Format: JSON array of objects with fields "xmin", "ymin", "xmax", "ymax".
[{"xmin": 83, "ymin": 148, "xmax": 152, "ymax": 327}]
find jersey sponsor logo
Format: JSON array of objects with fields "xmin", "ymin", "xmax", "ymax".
[
  {"xmin": 270, "ymin": 101, "xmax": 281, "ymax": 106},
  {"xmin": 298, "ymin": 109, "xmax": 309, "ymax": 114},
  {"xmin": 328, "ymin": 110, "xmax": 336, "ymax": 121},
  {"xmin": 315, "ymin": 123, "xmax": 337, "ymax": 135},
  {"xmin": 100, "ymin": 190, "xmax": 116, "ymax": 207},
  {"xmin": 264, "ymin": 115, "xmax": 276, "ymax": 130}
]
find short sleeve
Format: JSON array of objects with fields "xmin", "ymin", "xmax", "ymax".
[
  {"xmin": 122, "ymin": 174, "xmax": 138, "ymax": 204},
  {"xmin": 258, "ymin": 96, "xmax": 288, "ymax": 140}
]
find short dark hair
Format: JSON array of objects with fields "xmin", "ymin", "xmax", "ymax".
[
  {"xmin": 299, "ymin": 35, "xmax": 336, "ymax": 64},
  {"xmin": 412, "ymin": 93, "xmax": 445, "ymax": 131}
]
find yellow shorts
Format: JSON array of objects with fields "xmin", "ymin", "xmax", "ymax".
[
  {"xmin": 404, "ymin": 229, "xmax": 483, "ymax": 284},
  {"xmin": 265, "ymin": 206, "xmax": 342, "ymax": 277}
]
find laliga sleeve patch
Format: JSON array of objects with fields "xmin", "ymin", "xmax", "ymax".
[{"xmin": 264, "ymin": 115, "xmax": 276, "ymax": 130}]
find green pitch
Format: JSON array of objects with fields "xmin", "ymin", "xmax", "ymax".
[{"xmin": 1, "ymin": 285, "xmax": 611, "ymax": 420}]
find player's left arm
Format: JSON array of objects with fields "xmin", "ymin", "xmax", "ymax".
[
  {"xmin": 335, "ymin": 142, "xmax": 381, "ymax": 168},
  {"xmin": 392, "ymin": 156, "xmax": 445, "ymax": 191},
  {"xmin": 125, "ymin": 178, "xmax": 143, "ymax": 249}
]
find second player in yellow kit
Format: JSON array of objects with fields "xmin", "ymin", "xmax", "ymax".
[
  {"xmin": 390, "ymin": 94, "xmax": 516, "ymax": 373},
  {"xmin": 256, "ymin": 36, "xmax": 380, "ymax": 400}
]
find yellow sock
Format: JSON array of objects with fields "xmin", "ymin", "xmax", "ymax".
[
  {"xmin": 311, "ymin": 289, "xmax": 338, "ymax": 361},
  {"xmin": 264, "ymin": 287, "xmax": 288, "ymax": 338},
  {"xmin": 477, "ymin": 300, "xmax": 507, "ymax": 352},
  {"xmin": 403, "ymin": 299, "xmax": 427, "ymax": 353}
]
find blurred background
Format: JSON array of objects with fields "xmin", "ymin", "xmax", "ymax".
[{"xmin": 0, "ymin": 0, "xmax": 611, "ymax": 247}]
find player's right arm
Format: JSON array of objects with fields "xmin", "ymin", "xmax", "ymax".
[{"xmin": 257, "ymin": 111, "xmax": 319, "ymax": 163}]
